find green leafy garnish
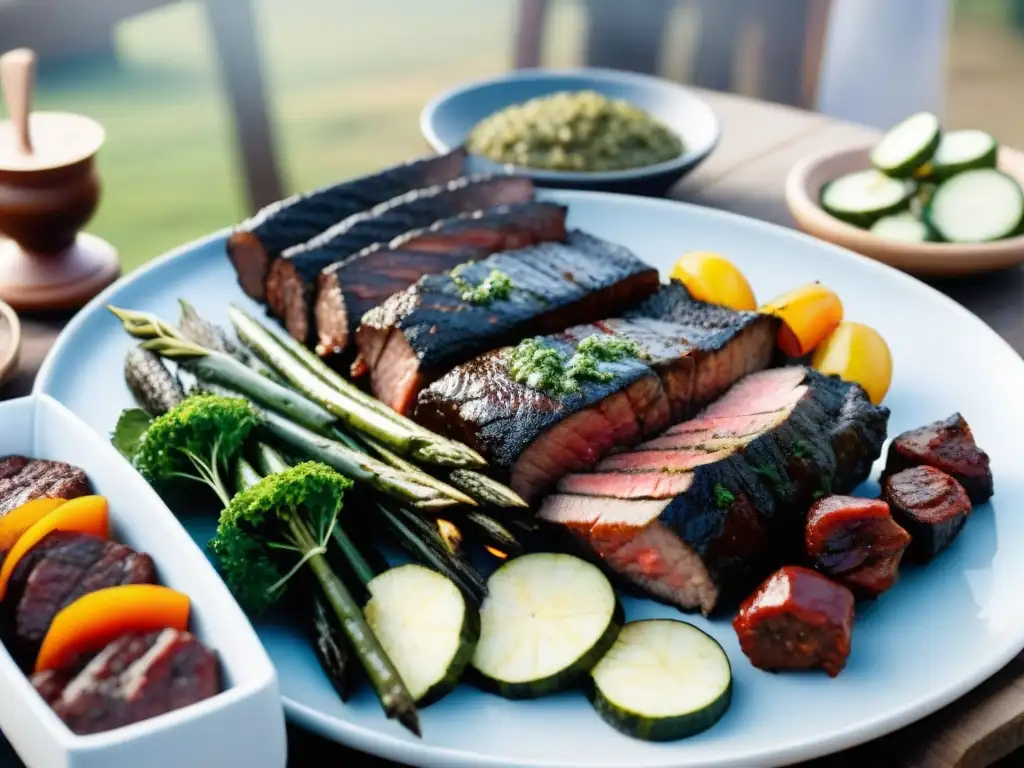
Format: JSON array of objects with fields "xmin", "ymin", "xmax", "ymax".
[
  {"xmin": 451, "ymin": 263, "xmax": 514, "ymax": 305},
  {"xmin": 713, "ymin": 483, "xmax": 735, "ymax": 508},
  {"xmin": 506, "ymin": 333, "xmax": 646, "ymax": 395},
  {"xmin": 111, "ymin": 408, "xmax": 153, "ymax": 460},
  {"xmin": 791, "ymin": 440, "xmax": 813, "ymax": 458}
]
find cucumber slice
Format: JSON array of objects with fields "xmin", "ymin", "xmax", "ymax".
[
  {"xmin": 870, "ymin": 211, "xmax": 935, "ymax": 243},
  {"xmin": 924, "ymin": 169, "xmax": 1024, "ymax": 243},
  {"xmin": 589, "ymin": 620, "xmax": 732, "ymax": 742},
  {"xmin": 870, "ymin": 111, "xmax": 942, "ymax": 177},
  {"xmin": 924, "ymin": 129, "xmax": 998, "ymax": 183},
  {"xmin": 471, "ymin": 553, "xmax": 623, "ymax": 699},
  {"xmin": 364, "ymin": 563, "xmax": 479, "ymax": 706},
  {"xmin": 820, "ymin": 170, "xmax": 915, "ymax": 227}
]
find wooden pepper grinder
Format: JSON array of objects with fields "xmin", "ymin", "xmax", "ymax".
[{"xmin": 0, "ymin": 48, "xmax": 120, "ymax": 311}]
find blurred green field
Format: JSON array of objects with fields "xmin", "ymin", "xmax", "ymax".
[{"xmin": 16, "ymin": 0, "xmax": 1024, "ymax": 272}]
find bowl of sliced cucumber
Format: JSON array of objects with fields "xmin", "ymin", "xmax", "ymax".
[{"xmin": 785, "ymin": 111, "xmax": 1024, "ymax": 277}]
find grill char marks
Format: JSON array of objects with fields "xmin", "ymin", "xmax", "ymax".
[
  {"xmin": 227, "ymin": 147, "xmax": 467, "ymax": 301},
  {"xmin": 266, "ymin": 174, "xmax": 536, "ymax": 343},
  {"xmin": 538, "ymin": 367, "xmax": 890, "ymax": 616},
  {"xmin": 882, "ymin": 413, "xmax": 993, "ymax": 504},
  {"xmin": 313, "ymin": 202, "xmax": 569, "ymax": 359},
  {"xmin": 414, "ymin": 299, "xmax": 778, "ymax": 503},
  {"xmin": 0, "ymin": 457, "xmax": 91, "ymax": 516},
  {"xmin": 2, "ymin": 530, "xmax": 158, "ymax": 667},
  {"xmin": 357, "ymin": 231, "xmax": 660, "ymax": 415},
  {"xmin": 33, "ymin": 628, "xmax": 220, "ymax": 736}
]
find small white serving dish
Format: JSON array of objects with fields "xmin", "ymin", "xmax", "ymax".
[{"xmin": 0, "ymin": 394, "xmax": 288, "ymax": 768}]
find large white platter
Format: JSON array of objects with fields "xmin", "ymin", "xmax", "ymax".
[{"xmin": 34, "ymin": 190, "xmax": 1024, "ymax": 768}]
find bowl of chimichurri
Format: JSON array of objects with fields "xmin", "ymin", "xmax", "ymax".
[{"xmin": 421, "ymin": 67, "xmax": 720, "ymax": 196}]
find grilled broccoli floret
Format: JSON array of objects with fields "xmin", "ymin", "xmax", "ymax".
[{"xmin": 133, "ymin": 394, "xmax": 258, "ymax": 506}]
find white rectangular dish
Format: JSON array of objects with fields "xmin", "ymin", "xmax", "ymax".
[{"xmin": 0, "ymin": 394, "xmax": 288, "ymax": 768}]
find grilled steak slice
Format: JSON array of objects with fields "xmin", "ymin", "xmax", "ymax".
[
  {"xmin": 357, "ymin": 231, "xmax": 660, "ymax": 415},
  {"xmin": 313, "ymin": 202, "xmax": 569, "ymax": 359},
  {"xmin": 227, "ymin": 147, "xmax": 467, "ymax": 301},
  {"xmin": 266, "ymin": 174, "xmax": 536, "ymax": 343},
  {"xmin": 34, "ymin": 628, "xmax": 220, "ymax": 735},
  {"xmin": 538, "ymin": 367, "xmax": 889, "ymax": 615},
  {"xmin": 882, "ymin": 465, "xmax": 972, "ymax": 563},
  {"xmin": 733, "ymin": 565, "xmax": 855, "ymax": 678},
  {"xmin": 0, "ymin": 457, "xmax": 91, "ymax": 517},
  {"xmin": 390, "ymin": 201, "xmax": 569, "ymax": 253},
  {"xmin": 415, "ymin": 309, "xmax": 777, "ymax": 503},
  {"xmin": 882, "ymin": 413, "xmax": 993, "ymax": 504},
  {"xmin": 3, "ymin": 531, "xmax": 157, "ymax": 664},
  {"xmin": 804, "ymin": 495, "xmax": 910, "ymax": 598}
]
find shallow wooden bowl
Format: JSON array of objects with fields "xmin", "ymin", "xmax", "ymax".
[
  {"xmin": 785, "ymin": 145, "xmax": 1024, "ymax": 277},
  {"xmin": 0, "ymin": 297, "xmax": 20, "ymax": 387}
]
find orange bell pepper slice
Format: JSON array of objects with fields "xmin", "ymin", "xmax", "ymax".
[
  {"xmin": 0, "ymin": 496, "xmax": 109, "ymax": 602},
  {"xmin": 35, "ymin": 584, "xmax": 191, "ymax": 673},
  {"xmin": 759, "ymin": 283, "xmax": 844, "ymax": 358},
  {"xmin": 0, "ymin": 498, "xmax": 68, "ymax": 553}
]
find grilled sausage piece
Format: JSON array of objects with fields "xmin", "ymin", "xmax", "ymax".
[
  {"xmin": 882, "ymin": 465, "xmax": 972, "ymax": 563},
  {"xmin": 883, "ymin": 413, "xmax": 992, "ymax": 504},
  {"xmin": 805, "ymin": 495, "xmax": 911, "ymax": 598},
  {"xmin": 733, "ymin": 565, "xmax": 855, "ymax": 677}
]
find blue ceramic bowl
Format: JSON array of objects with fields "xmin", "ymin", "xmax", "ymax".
[{"xmin": 421, "ymin": 67, "xmax": 720, "ymax": 197}]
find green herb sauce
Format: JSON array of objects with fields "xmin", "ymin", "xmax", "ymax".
[
  {"xmin": 451, "ymin": 263, "xmax": 514, "ymax": 305},
  {"xmin": 466, "ymin": 90, "xmax": 685, "ymax": 172},
  {"xmin": 713, "ymin": 484, "xmax": 736, "ymax": 509},
  {"xmin": 505, "ymin": 334, "xmax": 645, "ymax": 395}
]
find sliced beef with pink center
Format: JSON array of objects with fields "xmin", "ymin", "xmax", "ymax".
[
  {"xmin": 539, "ymin": 367, "xmax": 889, "ymax": 616},
  {"xmin": 414, "ymin": 286, "xmax": 778, "ymax": 502}
]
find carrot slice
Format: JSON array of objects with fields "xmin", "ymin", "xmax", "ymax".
[
  {"xmin": 0, "ymin": 498, "xmax": 68, "ymax": 552},
  {"xmin": 759, "ymin": 283, "xmax": 844, "ymax": 358},
  {"xmin": 35, "ymin": 584, "xmax": 190, "ymax": 673},
  {"xmin": 0, "ymin": 496, "xmax": 109, "ymax": 602}
]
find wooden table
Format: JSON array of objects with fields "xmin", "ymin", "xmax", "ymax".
[{"xmin": 2, "ymin": 89, "xmax": 1022, "ymax": 768}]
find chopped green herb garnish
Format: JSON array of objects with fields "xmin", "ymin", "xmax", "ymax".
[
  {"xmin": 505, "ymin": 332, "xmax": 646, "ymax": 395},
  {"xmin": 791, "ymin": 440, "xmax": 813, "ymax": 458},
  {"xmin": 451, "ymin": 262, "xmax": 514, "ymax": 305},
  {"xmin": 713, "ymin": 484, "xmax": 735, "ymax": 508},
  {"xmin": 752, "ymin": 464, "xmax": 783, "ymax": 485}
]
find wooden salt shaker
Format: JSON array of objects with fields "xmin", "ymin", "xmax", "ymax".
[{"xmin": 0, "ymin": 48, "xmax": 119, "ymax": 311}]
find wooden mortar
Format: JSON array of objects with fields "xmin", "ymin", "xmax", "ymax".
[{"xmin": 0, "ymin": 48, "xmax": 119, "ymax": 311}]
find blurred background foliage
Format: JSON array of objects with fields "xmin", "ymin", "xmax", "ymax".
[{"xmin": 13, "ymin": 0, "xmax": 1024, "ymax": 271}]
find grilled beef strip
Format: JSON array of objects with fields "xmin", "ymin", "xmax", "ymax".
[
  {"xmin": 313, "ymin": 201, "xmax": 569, "ymax": 359},
  {"xmin": 33, "ymin": 628, "xmax": 220, "ymax": 735},
  {"xmin": 0, "ymin": 457, "xmax": 91, "ymax": 517},
  {"xmin": 538, "ymin": 366, "xmax": 890, "ymax": 616},
  {"xmin": 882, "ymin": 465, "xmax": 973, "ymax": 563},
  {"xmin": 804, "ymin": 495, "xmax": 910, "ymax": 598},
  {"xmin": 2, "ymin": 530, "xmax": 158, "ymax": 667},
  {"xmin": 266, "ymin": 174, "xmax": 536, "ymax": 343},
  {"xmin": 356, "ymin": 231, "xmax": 661, "ymax": 415},
  {"xmin": 415, "ymin": 298, "xmax": 778, "ymax": 503},
  {"xmin": 227, "ymin": 147, "xmax": 467, "ymax": 301}
]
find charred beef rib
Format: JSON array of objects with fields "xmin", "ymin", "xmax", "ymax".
[
  {"xmin": 356, "ymin": 231, "xmax": 661, "ymax": 415},
  {"xmin": 314, "ymin": 202, "xmax": 569, "ymax": 359},
  {"xmin": 538, "ymin": 366, "xmax": 890, "ymax": 616},
  {"xmin": 227, "ymin": 147, "xmax": 467, "ymax": 302},
  {"xmin": 266, "ymin": 174, "xmax": 536, "ymax": 343},
  {"xmin": 32, "ymin": 628, "xmax": 220, "ymax": 735},
  {"xmin": 415, "ymin": 296, "xmax": 778, "ymax": 503},
  {"xmin": 0, "ymin": 457, "xmax": 91, "ymax": 517}
]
